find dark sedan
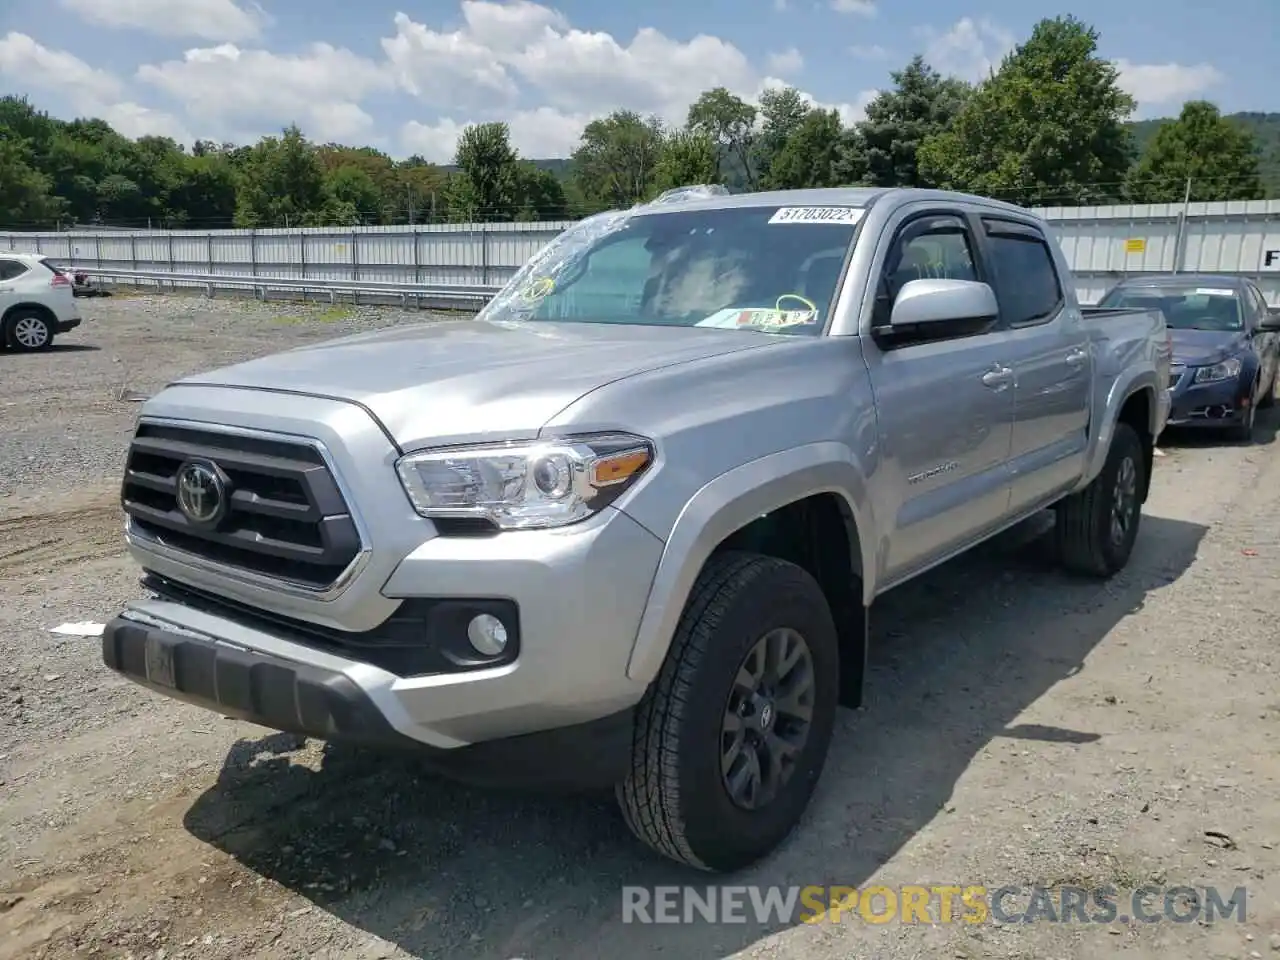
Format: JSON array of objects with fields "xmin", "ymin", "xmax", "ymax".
[{"xmin": 1097, "ymin": 274, "xmax": 1280, "ymax": 442}]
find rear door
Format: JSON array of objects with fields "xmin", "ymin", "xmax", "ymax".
[
  {"xmin": 979, "ymin": 218, "xmax": 1093, "ymax": 513},
  {"xmin": 862, "ymin": 207, "xmax": 1017, "ymax": 583}
]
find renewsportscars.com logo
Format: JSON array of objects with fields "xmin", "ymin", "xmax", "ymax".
[{"xmin": 621, "ymin": 884, "xmax": 1248, "ymax": 925}]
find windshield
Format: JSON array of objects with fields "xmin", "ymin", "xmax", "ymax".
[
  {"xmin": 1099, "ymin": 284, "xmax": 1243, "ymax": 332},
  {"xmin": 477, "ymin": 204, "xmax": 863, "ymax": 335}
]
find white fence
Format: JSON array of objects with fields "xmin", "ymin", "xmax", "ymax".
[{"xmin": 6, "ymin": 199, "xmax": 1280, "ymax": 305}]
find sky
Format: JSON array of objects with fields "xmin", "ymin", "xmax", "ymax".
[{"xmin": 0, "ymin": 0, "xmax": 1276, "ymax": 163}]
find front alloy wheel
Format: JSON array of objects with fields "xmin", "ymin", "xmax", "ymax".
[{"xmin": 721, "ymin": 627, "xmax": 816, "ymax": 811}]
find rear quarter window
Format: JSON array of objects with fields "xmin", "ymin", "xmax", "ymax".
[{"xmin": 0, "ymin": 259, "xmax": 30, "ymax": 281}]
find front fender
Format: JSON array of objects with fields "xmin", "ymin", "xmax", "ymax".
[
  {"xmin": 1079, "ymin": 368, "xmax": 1163, "ymax": 490},
  {"xmin": 624, "ymin": 442, "xmax": 875, "ymax": 685}
]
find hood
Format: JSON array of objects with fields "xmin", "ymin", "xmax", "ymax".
[
  {"xmin": 1169, "ymin": 328, "xmax": 1248, "ymax": 366},
  {"xmin": 178, "ymin": 319, "xmax": 781, "ymax": 449}
]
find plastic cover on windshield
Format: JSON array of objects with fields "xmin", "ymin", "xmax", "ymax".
[{"xmin": 475, "ymin": 186, "xmax": 731, "ymax": 324}]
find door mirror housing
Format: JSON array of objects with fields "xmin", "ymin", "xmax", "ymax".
[
  {"xmin": 1259, "ymin": 308, "xmax": 1280, "ymax": 332},
  {"xmin": 872, "ymin": 278, "xmax": 999, "ymax": 346},
  {"xmin": 890, "ymin": 278, "xmax": 999, "ymax": 327}
]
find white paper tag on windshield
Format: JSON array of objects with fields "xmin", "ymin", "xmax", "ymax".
[
  {"xmin": 1193, "ymin": 288, "xmax": 1235, "ymax": 297},
  {"xmin": 769, "ymin": 206, "xmax": 864, "ymax": 225}
]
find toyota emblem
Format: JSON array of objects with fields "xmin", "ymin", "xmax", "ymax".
[{"xmin": 175, "ymin": 459, "xmax": 227, "ymax": 526}]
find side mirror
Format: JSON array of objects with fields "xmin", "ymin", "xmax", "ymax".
[
  {"xmin": 889, "ymin": 278, "xmax": 999, "ymax": 328},
  {"xmin": 1260, "ymin": 308, "xmax": 1280, "ymax": 332}
]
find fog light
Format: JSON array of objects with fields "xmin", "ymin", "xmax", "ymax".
[{"xmin": 467, "ymin": 613, "xmax": 508, "ymax": 656}]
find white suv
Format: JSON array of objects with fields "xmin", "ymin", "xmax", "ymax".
[{"xmin": 0, "ymin": 252, "xmax": 83, "ymax": 351}]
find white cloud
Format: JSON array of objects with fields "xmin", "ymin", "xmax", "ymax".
[
  {"xmin": 0, "ymin": 32, "xmax": 191, "ymax": 142},
  {"xmin": 57, "ymin": 0, "xmax": 265, "ymax": 42},
  {"xmin": 850, "ymin": 44, "xmax": 891, "ymax": 61},
  {"xmin": 0, "ymin": 31, "xmax": 124, "ymax": 100},
  {"xmin": 137, "ymin": 42, "xmax": 394, "ymax": 143},
  {"xmin": 1113, "ymin": 59, "xmax": 1224, "ymax": 109},
  {"xmin": 918, "ymin": 17, "xmax": 1016, "ymax": 83},
  {"xmin": 384, "ymin": 1, "xmax": 854, "ymax": 159},
  {"xmin": 766, "ymin": 48, "xmax": 803, "ymax": 76},
  {"xmin": 830, "ymin": 0, "xmax": 876, "ymax": 15}
]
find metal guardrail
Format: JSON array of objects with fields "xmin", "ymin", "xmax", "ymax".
[{"xmin": 73, "ymin": 266, "xmax": 504, "ymax": 309}]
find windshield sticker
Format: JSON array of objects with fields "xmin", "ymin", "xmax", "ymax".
[
  {"xmin": 696, "ymin": 308, "xmax": 818, "ymax": 330},
  {"xmin": 769, "ymin": 206, "xmax": 864, "ymax": 226},
  {"xmin": 520, "ymin": 276, "xmax": 555, "ymax": 301},
  {"xmin": 1193, "ymin": 288, "xmax": 1235, "ymax": 297}
]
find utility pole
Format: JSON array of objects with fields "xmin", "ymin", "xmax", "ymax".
[{"xmin": 1172, "ymin": 177, "xmax": 1192, "ymax": 275}]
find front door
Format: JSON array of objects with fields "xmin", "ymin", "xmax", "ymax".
[{"xmin": 862, "ymin": 211, "xmax": 1016, "ymax": 583}]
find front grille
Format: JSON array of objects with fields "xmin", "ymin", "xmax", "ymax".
[{"xmin": 121, "ymin": 422, "xmax": 362, "ymax": 590}]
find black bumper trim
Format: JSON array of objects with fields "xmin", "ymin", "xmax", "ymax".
[
  {"xmin": 102, "ymin": 615, "xmax": 633, "ymax": 791},
  {"xmin": 54, "ymin": 317, "xmax": 81, "ymax": 333}
]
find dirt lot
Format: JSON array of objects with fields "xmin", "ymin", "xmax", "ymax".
[{"xmin": 3, "ymin": 295, "xmax": 1280, "ymax": 960}]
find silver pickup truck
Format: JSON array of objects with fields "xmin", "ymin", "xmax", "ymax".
[{"xmin": 102, "ymin": 187, "xmax": 1171, "ymax": 872}]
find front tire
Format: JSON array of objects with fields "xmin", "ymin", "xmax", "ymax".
[
  {"xmin": 1229, "ymin": 380, "xmax": 1258, "ymax": 443},
  {"xmin": 1055, "ymin": 422, "xmax": 1145, "ymax": 578},
  {"xmin": 617, "ymin": 552, "xmax": 839, "ymax": 872},
  {"xmin": 4, "ymin": 309, "xmax": 55, "ymax": 352}
]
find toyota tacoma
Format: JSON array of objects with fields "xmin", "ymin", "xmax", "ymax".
[{"xmin": 102, "ymin": 186, "xmax": 1171, "ymax": 872}]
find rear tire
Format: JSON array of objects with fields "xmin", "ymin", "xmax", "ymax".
[
  {"xmin": 617, "ymin": 551, "xmax": 839, "ymax": 872},
  {"xmin": 1055, "ymin": 422, "xmax": 1145, "ymax": 578},
  {"xmin": 4, "ymin": 309, "xmax": 55, "ymax": 352}
]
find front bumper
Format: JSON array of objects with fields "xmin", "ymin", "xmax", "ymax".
[
  {"xmin": 54, "ymin": 316, "xmax": 81, "ymax": 333},
  {"xmin": 110, "ymin": 392, "xmax": 666, "ymax": 777},
  {"xmin": 103, "ymin": 604, "xmax": 637, "ymax": 790},
  {"xmin": 1165, "ymin": 366, "xmax": 1252, "ymax": 428}
]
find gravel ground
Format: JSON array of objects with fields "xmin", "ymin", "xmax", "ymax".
[{"xmin": 3, "ymin": 295, "xmax": 1280, "ymax": 960}]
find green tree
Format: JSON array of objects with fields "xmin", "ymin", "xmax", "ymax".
[
  {"xmin": 858, "ymin": 56, "xmax": 970, "ymax": 188},
  {"xmin": 0, "ymin": 135, "xmax": 63, "ymax": 227},
  {"xmin": 917, "ymin": 15, "xmax": 1136, "ymax": 205},
  {"xmin": 766, "ymin": 109, "xmax": 862, "ymax": 189},
  {"xmin": 233, "ymin": 124, "xmax": 325, "ymax": 227},
  {"xmin": 652, "ymin": 130, "xmax": 719, "ymax": 194},
  {"xmin": 447, "ymin": 122, "xmax": 520, "ymax": 221},
  {"xmin": 513, "ymin": 162, "xmax": 568, "ymax": 220},
  {"xmin": 686, "ymin": 87, "xmax": 758, "ymax": 188},
  {"xmin": 570, "ymin": 111, "xmax": 666, "ymax": 211},
  {"xmin": 1126, "ymin": 101, "xmax": 1263, "ymax": 203},
  {"xmin": 753, "ymin": 86, "xmax": 811, "ymax": 184}
]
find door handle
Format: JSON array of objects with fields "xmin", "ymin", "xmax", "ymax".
[
  {"xmin": 1065, "ymin": 348, "xmax": 1088, "ymax": 368},
  {"xmin": 981, "ymin": 365, "xmax": 1014, "ymax": 389}
]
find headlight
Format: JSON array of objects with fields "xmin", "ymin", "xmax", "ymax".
[
  {"xmin": 395, "ymin": 433, "xmax": 654, "ymax": 530},
  {"xmin": 1193, "ymin": 357, "xmax": 1242, "ymax": 384}
]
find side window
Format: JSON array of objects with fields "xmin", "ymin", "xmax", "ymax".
[
  {"xmin": 983, "ymin": 222, "xmax": 1063, "ymax": 326},
  {"xmin": 0, "ymin": 259, "xmax": 29, "ymax": 281},
  {"xmin": 873, "ymin": 213, "xmax": 988, "ymax": 343},
  {"xmin": 884, "ymin": 221, "xmax": 978, "ymax": 302}
]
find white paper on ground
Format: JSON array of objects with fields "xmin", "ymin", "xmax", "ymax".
[{"xmin": 49, "ymin": 621, "xmax": 106, "ymax": 637}]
